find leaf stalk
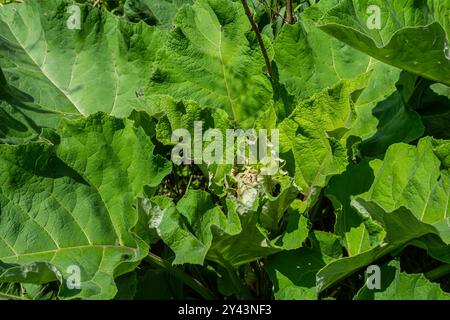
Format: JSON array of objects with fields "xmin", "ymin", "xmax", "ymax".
[
  {"xmin": 425, "ymin": 264, "xmax": 450, "ymax": 281},
  {"xmin": 285, "ymin": 0, "xmax": 294, "ymax": 24},
  {"xmin": 241, "ymin": 0, "xmax": 273, "ymax": 78},
  {"xmin": 145, "ymin": 252, "xmax": 216, "ymax": 300}
]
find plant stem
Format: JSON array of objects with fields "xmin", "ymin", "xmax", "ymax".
[
  {"xmin": 214, "ymin": 251, "xmax": 253, "ymax": 299},
  {"xmin": 425, "ymin": 264, "xmax": 450, "ymax": 281},
  {"xmin": 285, "ymin": 0, "xmax": 294, "ymax": 24},
  {"xmin": 185, "ymin": 172, "xmax": 194, "ymax": 192},
  {"xmin": 145, "ymin": 252, "xmax": 216, "ymax": 300},
  {"xmin": 241, "ymin": 0, "xmax": 273, "ymax": 78}
]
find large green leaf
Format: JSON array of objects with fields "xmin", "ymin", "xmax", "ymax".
[
  {"xmin": 145, "ymin": 0, "xmax": 273, "ymax": 127},
  {"xmin": 349, "ymin": 69, "xmax": 424, "ymax": 157},
  {"xmin": 355, "ymin": 260, "xmax": 450, "ymax": 300},
  {"xmin": 0, "ymin": 0, "xmax": 165, "ymax": 122},
  {"xmin": 143, "ymin": 180, "xmax": 310, "ymax": 267},
  {"xmin": 325, "ymin": 159, "xmax": 385, "ymax": 256},
  {"xmin": 273, "ymin": 0, "xmax": 372, "ymax": 101},
  {"xmin": 145, "ymin": 190, "xmax": 285, "ymax": 267},
  {"xmin": 317, "ymin": 205, "xmax": 450, "ymax": 293},
  {"xmin": 318, "ymin": 0, "xmax": 450, "ymax": 85},
  {"xmin": 144, "ymin": 95, "xmax": 232, "ymax": 146},
  {"xmin": 0, "ymin": 113, "xmax": 171, "ymax": 299},
  {"xmin": 357, "ymin": 137, "xmax": 450, "ymax": 243},
  {"xmin": 124, "ymin": 0, "xmax": 193, "ymax": 28},
  {"xmin": 273, "ymin": 0, "xmax": 419, "ymax": 149},
  {"xmin": 134, "ymin": 95, "xmax": 237, "ymax": 196},
  {"xmin": 266, "ymin": 232, "xmax": 342, "ymax": 300},
  {"xmin": 0, "ymin": 68, "xmax": 70, "ymax": 144},
  {"xmin": 143, "ymin": 196, "xmax": 208, "ymax": 265},
  {"xmin": 317, "ymin": 137, "xmax": 450, "ymax": 292},
  {"xmin": 329, "ymin": 136, "xmax": 450, "ymax": 252},
  {"xmin": 278, "ymin": 76, "xmax": 369, "ymax": 205},
  {"xmin": 273, "ymin": 0, "xmax": 422, "ymax": 156}
]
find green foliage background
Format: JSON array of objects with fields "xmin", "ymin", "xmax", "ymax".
[{"xmin": 0, "ymin": 0, "xmax": 449, "ymax": 300}]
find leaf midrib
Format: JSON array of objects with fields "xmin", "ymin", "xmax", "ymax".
[
  {"xmin": 217, "ymin": 27, "xmax": 237, "ymax": 122},
  {"xmin": 1, "ymin": 244, "xmax": 137, "ymax": 261}
]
